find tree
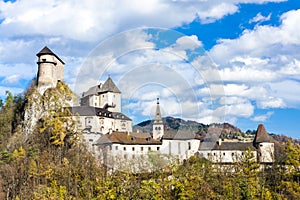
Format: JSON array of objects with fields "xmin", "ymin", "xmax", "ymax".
[
  {"xmin": 278, "ymin": 142, "xmax": 300, "ymax": 199},
  {"xmin": 0, "ymin": 98, "xmax": 3, "ymax": 108},
  {"xmin": 39, "ymin": 82, "xmax": 79, "ymax": 158}
]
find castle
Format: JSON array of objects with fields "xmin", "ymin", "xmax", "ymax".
[
  {"xmin": 36, "ymin": 47, "xmax": 276, "ymax": 169},
  {"xmin": 36, "ymin": 46, "xmax": 65, "ymax": 94}
]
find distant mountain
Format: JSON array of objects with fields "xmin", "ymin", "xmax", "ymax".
[
  {"xmin": 134, "ymin": 116, "xmax": 247, "ymax": 140},
  {"xmin": 134, "ymin": 116, "xmax": 300, "ymax": 144}
]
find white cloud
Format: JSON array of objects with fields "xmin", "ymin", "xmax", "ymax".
[
  {"xmin": 172, "ymin": 35, "xmax": 203, "ymax": 51},
  {"xmin": 0, "ymin": 0, "xmax": 294, "ymax": 126},
  {"xmin": 249, "ymin": 12, "xmax": 271, "ymax": 24},
  {"xmin": 0, "ymin": 0, "xmax": 286, "ymax": 42},
  {"xmin": 1, "ymin": 74, "xmax": 21, "ymax": 85},
  {"xmin": 206, "ymin": 8, "xmax": 300, "ymax": 115},
  {"xmin": 268, "ymin": 80, "xmax": 300, "ymax": 108},
  {"xmin": 210, "ymin": 9, "xmax": 300, "ymax": 67},
  {"xmin": 252, "ymin": 111, "xmax": 274, "ymax": 122},
  {"xmin": 258, "ymin": 97, "xmax": 286, "ymax": 109},
  {"xmin": 0, "ymin": 63, "xmax": 36, "ymax": 81}
]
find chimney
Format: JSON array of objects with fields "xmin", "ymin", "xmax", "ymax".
[{"xmin": 218, "ymin": 138, "xmax": 222, "ymax": 146}]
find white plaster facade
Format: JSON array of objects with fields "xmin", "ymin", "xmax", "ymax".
[
  {"xmin": 160, "ymin": 139, "xmax": 200, "ymax": 161},
  {"xmin": 257, "ymin": 142, "xmax": 274, "ymax": 163},
  {"xmin": 199, "ymin": 149, "xmax": 258, "ymax": 163}
]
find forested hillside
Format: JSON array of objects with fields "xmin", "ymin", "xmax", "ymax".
[
  {"xmin": 135, "ymin": 117, "xmax": 300, "ymax": 145},
  {"xmin": 1, "ymin": 84, "xmax": 300, "ymax": 199}
]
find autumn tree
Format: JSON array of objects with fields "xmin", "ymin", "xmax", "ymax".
[{"xmin": 278, "ymin": 142, "xmax": 300, "ymax": 199}]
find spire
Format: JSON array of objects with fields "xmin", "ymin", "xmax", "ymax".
[
  {"xmin": 102, "ymin": 76, "xmax": 121, "ymax": 93},
  {"xmin": 36, "ymin": 46, "xmax": 65, "ymax": 64},
  {"xmin": 152, "ymin": 98, "xmax": 164, "ymax": 140},
  {"xmin": 154, "ymin": 98, "xmax": 163, "ymax": 124},
  {"xmin": 253, "ymin": 124, "xmax": 273, "ymax": 144}
]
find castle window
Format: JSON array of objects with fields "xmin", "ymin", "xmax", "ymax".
[
  {"xmin": 89, "ymin": 139, "xmax": 93, "ymax": 142},
  {"xmin": 148, "ymin": 147, "xmax": 151, "ymax": 151},
  {"xmin": 85, "ymin": 117, "xmax": 93, "ymax": 126},
  {"xmin": 115, "ymin": 146, "xmax": 118, "ymax": 150},
  {"xmin": 141, "ymin": 147, "xmax": 144, "ymax": 151},
  {"xmin": 146, "ymin": 137, "xmax": 151, "ymax": 142},
  {"xmin": 213, "ymin": 153, "xmax": 216, "ymax": 156},
  {"xmin": 132, "ymin": 147, "xmax": 135, "ymax": 151},
  {"xmin": 157, "ymin": 147, "xmax": 160, "ymax": 151},
  {"xmin": 223, "ymin": 152, "xmax": 225, "ymax": 156},
  {"xmin": 124, "ymin": 154, "xmax": 127, "ymax": 159},
  {"xmin": 208, "ymin": 153, "xmax": 210, "ymax": 156},
  {"xmin": 188, "ymin": 142, "xmax": 191, "ymax": 150},
  {"xmin": 158, "ymin": 127, "xmax": 161, "ymax": 130},
  {"xmin": 42, "ymin": 58, "xmax": 46, "ymax": 62},
  {"xmin": 232, "ymin": 152, "xmax": 235, "ymax": 156},
  {"xmin": 260, "ymin": 144, "xmax": 263, "ymax": 147},
  {"xmin": 123, "ymin": 147, "xmax": 126, "ymax": 151}
]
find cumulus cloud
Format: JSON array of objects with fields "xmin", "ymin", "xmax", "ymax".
[
  {"xmin": 0, "ymin": 0, "xmax": 295, "ymax": 125},
  {"xmin": 207, "ymin": 8, "xmax": 300, "ymax": 114},
  {"xmin": 1, "ymin": 74, "xmax": 21, "ymax": 85},
  {"xmin": 249, "ymin": 12, "xmax": 271, "ymax": 24},
  {"xmin": 0, "ymin": 0, "xmax": 286, "ymax": 41},
  {"xmin": 252, "ymin": 111, "xmax": 274, "ymax": 122}
]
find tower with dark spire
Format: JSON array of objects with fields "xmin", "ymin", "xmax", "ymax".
[
  {"xmin": 36, "ymin": 46, "xmax": 65, "ymax": 93},
  {"xmin": 99, "ymin": 76, "xmax": 121, "ymax": 112},
  {"xmin": 81, "ymin": 76, "xmax": 121, "ymax": 112},
  {"xmin": 152, "ymin": 98, "xmax": 164, "ymax": 140},
  {"xmin": 253, "ymin": 124, "xmax": 275, "ymax": 163}
]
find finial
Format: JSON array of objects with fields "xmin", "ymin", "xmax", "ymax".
[{"xmin": 157, "ymin": 98, "xmax": 159, "ymax": 104}]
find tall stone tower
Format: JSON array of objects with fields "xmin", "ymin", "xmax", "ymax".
[
  {"xmin": 152, "ymin": 98, "xmax": 164, "ymax": 140},
  {"xmin": 36, "ymin": 46, "xmax": 65, "ymax": 93},
  {"xmin": 253, "ymin": 124, "xmax": 275, "ymax": 163}
]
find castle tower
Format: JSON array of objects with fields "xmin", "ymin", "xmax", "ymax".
[
  {"xmin": 99, "ymin": 76, "xmax": 121, "ymax": 112},
  {"xmin": 253, "ymin": 124, "xmax": 275, "ymax": 163},
  {"xmin": 152, "ymin": 98, "xmax": 164, "ymax": 140},
  {"xmin": 36, "ymin": 46, "xmax": 65, "ymax": 93}
]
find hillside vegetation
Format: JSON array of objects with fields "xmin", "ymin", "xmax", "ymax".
[{"xmin": 0, "ymin": 84, "xmax": 300, "ymax": 199}]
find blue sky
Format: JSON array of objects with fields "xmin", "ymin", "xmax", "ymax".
[{"xmin": 0, "ymin": 0, "xmax": 300, "ymax": 138}]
